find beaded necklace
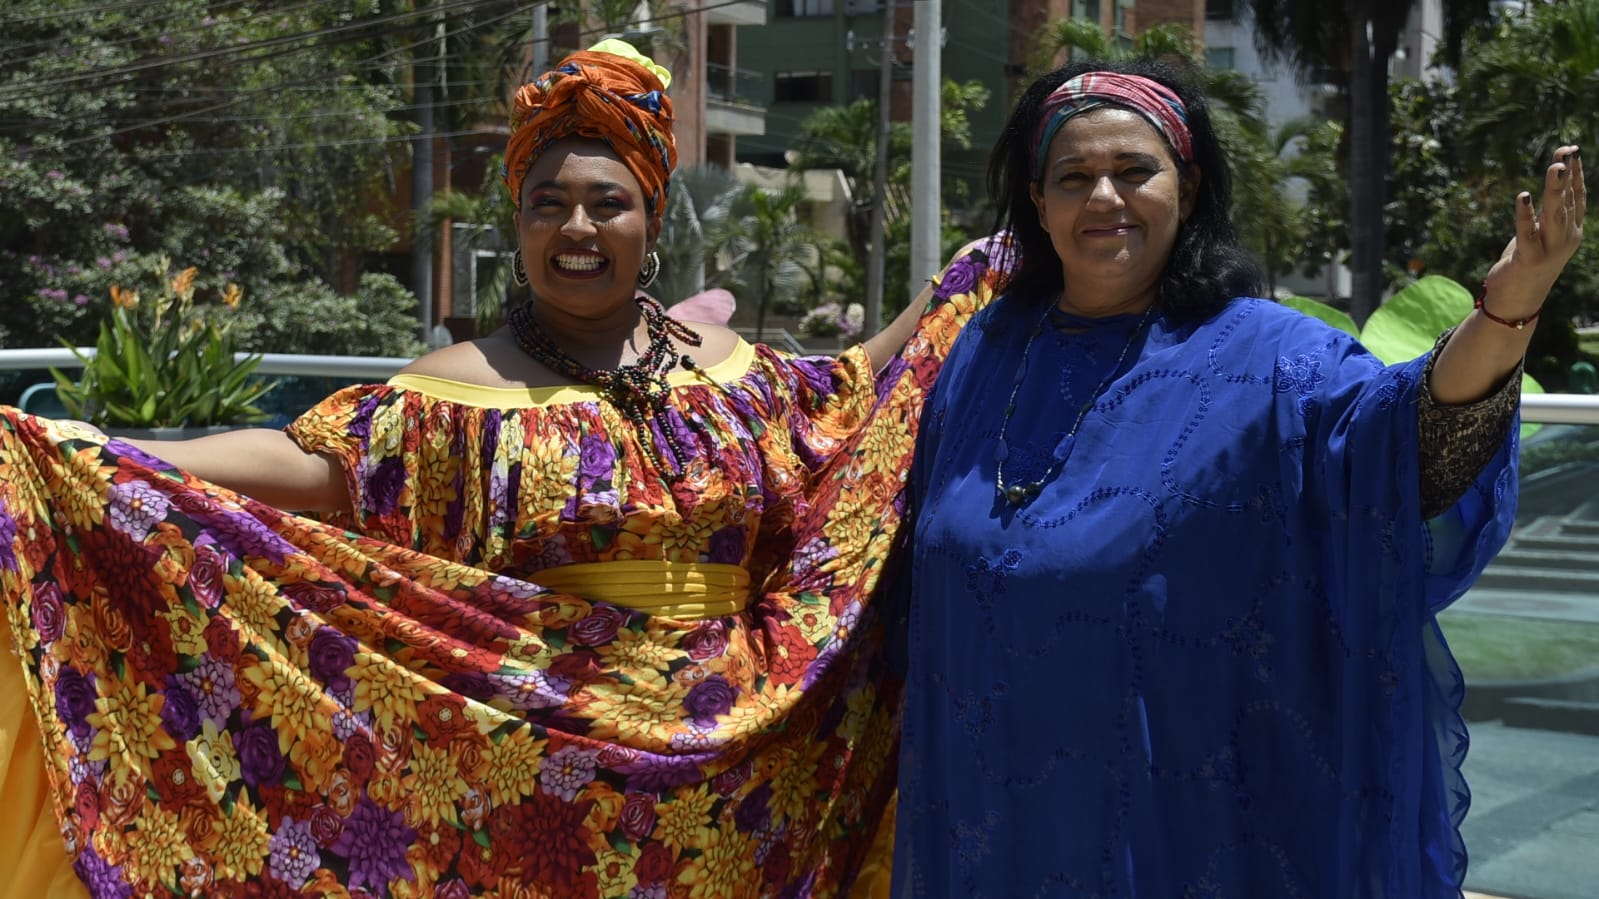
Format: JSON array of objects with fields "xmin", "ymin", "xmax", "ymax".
[
  {"xmin": 508, "ymin": 295, "xmax": 704, "ymax": 479},
  {"xmin": 994, "ymin": 302, "xmax": 1154, "ymax": 505}
]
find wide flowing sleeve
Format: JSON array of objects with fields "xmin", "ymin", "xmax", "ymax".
[{"xmin": 1272, "ymin": 309, "xmax": 1518, "ymax": 896}]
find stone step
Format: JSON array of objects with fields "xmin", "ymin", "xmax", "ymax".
[
  {"xmin": 1501, "ymin": 697, "xmax": 1599, "ymax": 737},
  {"xmin": 1507, "ymin": 533, "xmax": 1599, "ymax": 555},
  {"xmin": 1490, "ymin": 548, "xmax": 1599, "ymax": 572},
  {"xmin": 1474, "ymin": 566, "xmax": 1599, "ymax": 594}
]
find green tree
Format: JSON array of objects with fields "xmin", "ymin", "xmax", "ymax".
[
  {"xmin": 735, "ymin": 184, "xmax": 816, "ymax": 341},
  {"xmin": 1382, "ymin": 11, "xmax": 1599, "ymax": 388},
  {"xmin": 0, "ymin": 0, "xmax": 429, "ymax": 350},
  {"xmin": 655, "ymin": 165, "xmax": 757, "ymax": 303},
  {"xmin": 1242, "ymin": 0, "xmax": 1501, "ymax": 325}
]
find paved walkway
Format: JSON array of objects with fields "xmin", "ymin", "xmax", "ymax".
[{"xmin": 1461, "ymin": 722, "xmax": 1599, "ymax": 899}]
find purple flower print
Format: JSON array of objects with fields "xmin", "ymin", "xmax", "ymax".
[
  {"xmin": 107, "ymin": 480, "xmax": 169, "ymax": 542},
  {"xmin": 331, "ymin": 799, "xmax": 417, "ymax": 894},
  {"xmin": 618, "ymin": 792, "xmax": 657, "ymax": 841},
  {"xmin": 492, "ymin": 670, "xmax": 568, "ymax": 711},
  {"xmin": 682, "ymin": 676, "xmax": 737, "ymax": 727},
  {"xmin": 55, "ymin": 667, "xmax": 98, "ymax": 740},
  {"xmin": 186, "ymin": 545, "xmax": 227, "ymax": 609},
  {"xmin": 160, "ymin": 679, "xmax": 203, "ymax": 742},
  {"xmin": 0, "ymin": 506, "xmax": 16, "ymax": 572},
  {"xmin": 365, "ymin": 457, "xmax": 407, "ymax": 517},
  {"xmin": 936, "ymin": 253, "xmax": 982, "ymax": 298},
  {"xmin": 578, "ymin": 432, "xmax": 618, "ymax": 484},
  {"xmin": 178, "ymin": 656, "xmax": 240, "ymax": 726},
  {"xmin": 72, "ymin": 845, "xmax": 132, "ymax": 899},
  {"xmin": 735, "ymin": 782, "xmax": 773, "ymax": 832},
  {"xmin": 234, "ymin": 721, "xmax": 285, "ymax": 788},
  {"xmin": 31, "ymin": 582, "xmax": 65, "ymax": 643},
  {"xmin": 105, "ymin": 439, "xmax": 170, "ymax": 472},
  {"xmin": 706, "ymin": 526, "xmax": 746, "ymax": 565},
  {"xmin": 436, "ymin": 880, "xmax": 472, "ymax": 899},
  {"xmin": 540, "ymin": 744, "xmax": 598, "ymax": 801},
  {"xmin": 206, "ymin": 511, "xmax": 291, "ymax": 566},
  {"xmin": 309, "ymin": 629, "xmax": 358, "ymax": 692},
  {"xmin": 682, "ymin": 620, "xmax": 728, "ymax": 662},
  {"xmin": 568, "ymin": 607, "xmax": 624, "ymax": 647},
  {"xmin": 269, "ymin": 817, "xmax": 321, "ymax": 887},
  {"xmin": 614, "ymin": 752, "xmax": 706, "ymax": 792}
]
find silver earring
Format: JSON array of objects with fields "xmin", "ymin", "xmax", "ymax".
[
  {"xmin": 637, "ymin": 251, "xmax": 660, "ymax": 289},
  {"xmin": 512, "ymin": 249, "xmax": 528, "ymax": 286}
]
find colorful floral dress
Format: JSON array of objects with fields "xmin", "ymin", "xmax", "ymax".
[{"xmin": 0, "ymin": 269, "xmax": 990, "ymax": 899}]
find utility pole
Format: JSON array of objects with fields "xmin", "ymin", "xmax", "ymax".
[
  {"xmin": 531, "ymin": 1, "xmax": 548, "ymax": 78},
  {"xmin": 411, "ymin": 7, "xmax": 435, "ymax": 344},
  {"xmin": 863, "ymin": 6, "xmax": 895, "ymax": 338},
  {"xmin": 909, "ymin": 0, "xmax": 941, "ymax": 307}
]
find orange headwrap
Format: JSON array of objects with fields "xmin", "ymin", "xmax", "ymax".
[{"xmin": 503, "ymin": 43, "xmax": 677, "ymax": 232}]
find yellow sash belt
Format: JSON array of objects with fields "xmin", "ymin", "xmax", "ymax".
[{"xmin": 533, "ymin": 560, "xmax": 750, "ymax": 621}]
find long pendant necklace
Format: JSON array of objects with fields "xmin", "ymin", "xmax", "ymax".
[
  {"xmin": 994, "ymin": 303, "xmax": 1154, "ymax": 506},
  {"xmin": 508, "ymin": 295, "xmax": 704, "ymax": 480}
]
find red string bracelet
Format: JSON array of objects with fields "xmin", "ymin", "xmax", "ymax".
[{"xmin": 1474, "ymin": 287, "xmax": 1541, "ymax": 330}]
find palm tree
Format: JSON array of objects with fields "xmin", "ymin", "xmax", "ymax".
[
  {"xmin": 1461, "ymin": 0, "xmax": 1599, "ymax": 170},
  {"xmin": 1242, "ymin": 0, "xmax": 1501, "ymax": 325},
  {"xmin": 735, "ymin": 184, "xmax": 817, "ymax": 341},
  {"xmin": 654, "ymin": 165, "xmax": 755, "ymax": 304}
]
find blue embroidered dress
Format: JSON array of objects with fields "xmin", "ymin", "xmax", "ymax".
[{"xmin": 892, "ymin": 280, "xmax": 1517, "ymax": 897}]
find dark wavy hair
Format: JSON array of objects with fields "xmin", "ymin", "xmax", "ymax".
[{"xmin": 988, "ymin": 57, "xmax": 1262, "ymax": 319}]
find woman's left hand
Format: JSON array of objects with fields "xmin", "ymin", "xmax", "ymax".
[{"xmin": 1481, "ymin": 144, "xmax": 1585, "ymax": 319}]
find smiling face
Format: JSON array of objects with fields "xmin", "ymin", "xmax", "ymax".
[
  {"xmin": 1029, "ymin": 107, "xmax": 1198, "ymax": 316},
  {"xmin": 515, "ymin": 137, "xmax": 655, "ymax": 320}
]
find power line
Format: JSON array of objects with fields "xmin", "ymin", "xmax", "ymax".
[{"xmin": 0, "ymin": 0, "xmax": 508, "ymax": 103}]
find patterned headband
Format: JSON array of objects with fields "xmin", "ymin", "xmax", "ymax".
[{"xmin": 1033, "ymin": 72, "xmax": 1194, "ymax": 180}]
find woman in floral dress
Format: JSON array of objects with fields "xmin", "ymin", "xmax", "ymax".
[{"xmin": 0, "ymin": 41, "xmax": 990, "ymax": 898}]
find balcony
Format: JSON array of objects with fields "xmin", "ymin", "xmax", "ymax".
[
  {"xmin": 705, "ymin": 0, "xmax": 766, "ymax": 27},
  {"xmin": 705, "ymin": 62, "xmax": 766, "ymax": 137}
]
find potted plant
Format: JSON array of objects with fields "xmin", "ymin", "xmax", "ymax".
[{"xmin": 52, "ymin": 259, "xmax": 276, "ymax": 439}]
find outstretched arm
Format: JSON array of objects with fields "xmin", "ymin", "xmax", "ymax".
[
  {"xmin": 861, "ymin": 239, "xmax": 990, "ymax": 369},
  {"xmin": 122, "ymin": 428, "xmax": 351, "ymax": 513},
  {"xmin": 1430, "ymin": 144, "xmax": 1585, "ymax": 403}
]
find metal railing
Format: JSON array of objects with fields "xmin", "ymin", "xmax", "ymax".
[
  {"xmin": 4, "ymin": 347, "xmax": 1597, "ymax": 424},
  {"xmin": 705, "ymin": 62, "xmax": 766, "ymax": 107}
]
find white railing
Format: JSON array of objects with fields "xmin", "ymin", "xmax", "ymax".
[
  {"xmin": 0, "ymin": 348, "xmax": 410, "ymax": 380},
  {"xmin": 4, "ymin": 347, "xmax": 1599, "ymax": 425}
]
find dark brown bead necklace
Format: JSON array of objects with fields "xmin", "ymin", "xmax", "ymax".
[{"xmin": 508, "ymin": 295, "xmax": 705, "ymax": 480}]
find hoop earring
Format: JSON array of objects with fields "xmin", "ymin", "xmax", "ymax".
[
  {"xmin": 512, "ymin": 249, "xmax": 528, "ymax": 286},
  {"xmin": 637, "ymin": 250, "xmax": 660, "ymax": 289}
]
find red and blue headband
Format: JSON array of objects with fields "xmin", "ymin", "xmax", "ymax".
[{"xmin": 1033, "ymin": 72, "xmax": 1194, "ymax": 180}]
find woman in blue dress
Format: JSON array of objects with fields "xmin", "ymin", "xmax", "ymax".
[{"xmin": 891, "ymin": 58, "xmax": 1585, "ymax": 897}]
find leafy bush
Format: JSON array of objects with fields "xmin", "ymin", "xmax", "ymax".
[
  {"xmin": 233, "ymin": 273, "xmax": 425, "ymax": 358},
  {"xmin": 54, "ymin": 262, "xmax": 274, "ymax": 428}
]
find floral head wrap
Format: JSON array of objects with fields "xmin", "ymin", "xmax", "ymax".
[
  {"xmin": 503, "ymin": 39, "xmax": 676, "ymax": 232},
  {"xmin": 1033, "ymin": 71, "xmax": 1193, "ymax": 180}
]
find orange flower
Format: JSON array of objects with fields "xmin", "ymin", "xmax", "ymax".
[
  {"xmin": 109, "ymin": 284, "xmax": 139, "ymax": 309},
  {"xmin": 220, "ymin": 282, "xmax": 243, "ymax": 309},
  {"xmin": 170, "ymin": 266, "xmax": 198, "ymax": 298}
]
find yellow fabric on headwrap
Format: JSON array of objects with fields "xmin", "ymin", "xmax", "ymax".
[{"xmin": 503, "ymin": 40, "xmax": 677, "ymax": 232}]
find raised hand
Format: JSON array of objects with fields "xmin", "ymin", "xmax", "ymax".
[{"xmin": 1481, "ymin": 144, "xmax": 1586, "ymax": 322}]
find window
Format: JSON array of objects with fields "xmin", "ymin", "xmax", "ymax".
[
  {"xmin": 1206, "ymin": 47, "xmax": 1236, "ymax": 70},
  {"xmin": 774, "ymin": 71, "xmax": 833, "ymax": 103},
  {"xmin": 849, "ymin": 68, "xmax": 882, "ymax": 101},
  {"xmin": 776, "ymin": 0, "xmax": 835, "ymax": 16},
  {"xmin": 1073, "ymin": 0, "xmax": 1101, "ymax": 23},
  {"xmin": 1205, "ymin": 0, "xmax": 1235, "ymax": 20}
]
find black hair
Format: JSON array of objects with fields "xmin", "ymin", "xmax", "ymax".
[{"xmin": 988, "ymin": 57, "xmax": 1262, "ymax": 319}]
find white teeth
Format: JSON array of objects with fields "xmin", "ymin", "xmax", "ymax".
[{"xmin": 554, "ymin": 254, "xmax": 603, "ymax": 272}]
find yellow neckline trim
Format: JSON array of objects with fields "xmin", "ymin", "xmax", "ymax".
[{"xmin": 387, "ymin": 339, "xmax": 755, "ymax": 408}]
